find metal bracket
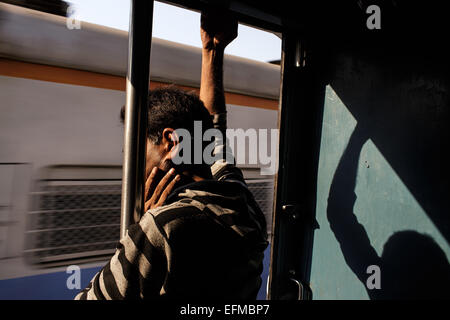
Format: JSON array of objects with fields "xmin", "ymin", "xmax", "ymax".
[{"xmin": 289, "ymin": 270, "xmax": 312, "ymax": 300}]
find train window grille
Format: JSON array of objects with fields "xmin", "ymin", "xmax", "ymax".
[
  {"xmin": 245, "ymin": 179, "xmax": 274, "ymax": 239},
  {"xmin": 24, "ymin": 166, "xmax": 122, "ymax": 265}
]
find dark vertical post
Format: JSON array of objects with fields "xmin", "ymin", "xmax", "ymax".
[
  {"xmin": 268, "ymin": 33, "xmax": 325, "ymax": 299},
  {"xmin": 120, "ymin": 0, "xmax": 154, "ymax": 239}
]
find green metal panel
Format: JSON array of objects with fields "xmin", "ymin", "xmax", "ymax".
[{"xmin": 310, "ymin": 85, "xmax": 450, "ymax": 299}]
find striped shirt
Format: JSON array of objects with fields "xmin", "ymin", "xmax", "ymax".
[{"xmin": 75, "ymin": 126, "xmax": 268, "ymax": 300}]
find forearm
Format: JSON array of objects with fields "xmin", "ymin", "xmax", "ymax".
[{"xmin": 200, "ymin": 48, "xmax": 227, "ymax": 115}]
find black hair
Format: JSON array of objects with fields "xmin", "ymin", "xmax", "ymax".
[{"xmin": 120, "ymin": 86, "xmax": 213, "ymax": 143}]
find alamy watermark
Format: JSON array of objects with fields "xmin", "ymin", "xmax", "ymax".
[
  {"xmin": 366, "ymin": 265, "xmax": 381, "ymax": 290},
  {"xmin": 66, "ymin": 5, "xmax": 81, "ymax": 30},
  {"xmin": 366, "ymin": 4, "xmax": 381, "ymax": 30},
  {"xmin": 66, "ymin": 265, "xmax": 81, "ymax": 290},
  {"xmin": 170, "ymin": 121, "xmax": 279, "ymax": 176}
]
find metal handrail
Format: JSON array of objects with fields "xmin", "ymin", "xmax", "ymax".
[{"xmin": 120, "ymin": 0, "xmax": 154, "ymax": 239}]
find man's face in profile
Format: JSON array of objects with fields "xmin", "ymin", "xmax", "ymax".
[{"xmin": 145, "ymin": 130, "xmax": 176, "ymax": 179}]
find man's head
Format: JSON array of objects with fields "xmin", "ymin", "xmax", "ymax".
[{"xmin": 121, "ymin": 86, "xmax": 214, "ymax": 179}]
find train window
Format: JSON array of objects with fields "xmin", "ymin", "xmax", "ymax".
[
  {"xmin": 25, "ymin": 166, "xmax": 122, "ymax": 266},
  {"xmin": 0, "ymin": 1, "xmax": 280, "ymax": 299},
  {"xmin": 152, "ymin": 1, "xmax": 281, "ymax": 63}
]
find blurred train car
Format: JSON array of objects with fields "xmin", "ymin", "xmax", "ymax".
[{"xmin": 0, "ymin": 3, "xmax": 280, "ymax": 299}]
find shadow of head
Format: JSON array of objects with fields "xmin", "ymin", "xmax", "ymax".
[{"xmin": 377, "ymin": 230, "xmax": 450, "ymax": 299}]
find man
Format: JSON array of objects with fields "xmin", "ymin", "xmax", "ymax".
[{"xmin": 75, "ymin": 11, "xmax": 268, "ymax": 300}]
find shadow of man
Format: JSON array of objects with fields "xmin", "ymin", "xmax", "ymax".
[{"xmin": 327, "ymin": 124, "xmax": 450, "ymax": 299}]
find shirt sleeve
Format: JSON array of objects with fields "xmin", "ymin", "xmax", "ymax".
[
  {"xmin": 210, "ymin": 114, "xmax": 268, "ymax": 242},
  {"xmin": 74, "ymin": 212, "xmax": 167, "ymax": 300},
  {"xmin": 210, "ymin": 112, "xmax": 247, "ymax": 186}
]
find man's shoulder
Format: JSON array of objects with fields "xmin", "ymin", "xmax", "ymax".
[{"xmin": 211, "ymin": 160, "xmax": 246, "ymax": 184}]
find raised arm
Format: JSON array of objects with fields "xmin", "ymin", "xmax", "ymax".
[
  {"xmin": 199, "ymin": 11, "xmax": 244, "ymax": 183},
  {"xmin": 200, "ymin": 11, "xmax": 237, "ymax": 116}
]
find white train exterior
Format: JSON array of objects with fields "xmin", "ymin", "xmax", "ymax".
[{"xmin": 0, "ymin": 3, "xmax": 279, "ymax": 299}]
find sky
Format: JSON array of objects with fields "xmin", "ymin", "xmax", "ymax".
[{"xmin": 67, "ymin": 0, "xmax": 281, "ymax": 63}]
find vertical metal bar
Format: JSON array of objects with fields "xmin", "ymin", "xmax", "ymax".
[
  {"xmin": 268, "ymin": 33, "xmax": 324, "ymax": 299},
  {"xmin": 268, "ymin": 33, "xmax": 298, "ymax": 300},
  {"xmin": 120, "ymin": 0, "xmax": 154, "ymax": 239}
]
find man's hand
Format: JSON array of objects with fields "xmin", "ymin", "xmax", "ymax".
[
  {"xmin": 144, "ymin": 167, "xmax": 180, "ymax": 212},
  {"xmin": 200, "ymin": 10, "xmax": 238, "ymax": 51}
]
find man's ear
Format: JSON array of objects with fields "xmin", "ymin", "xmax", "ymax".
[{"xmin": 161, "ymin": 128, "xmax": 178, "ymax": 154}]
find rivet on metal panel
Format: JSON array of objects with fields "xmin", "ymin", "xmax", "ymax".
[{"xmin": 282, "ymin": 204, "xmax": 300, "ymax": 220}]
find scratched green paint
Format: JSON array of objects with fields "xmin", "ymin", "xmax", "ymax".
[{"xmin": 310, "ymin": 85, "xmax": 450, "ymax": 299}]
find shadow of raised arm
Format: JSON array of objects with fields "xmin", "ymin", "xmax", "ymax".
[{"xmin": 326, "ymin": 124, "xmax": 381, "ymax": 287}]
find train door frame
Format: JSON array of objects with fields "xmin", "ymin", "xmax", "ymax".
[{"xmin": 121, "ymin": 0, "xmax": 322, "ymax": 300}]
